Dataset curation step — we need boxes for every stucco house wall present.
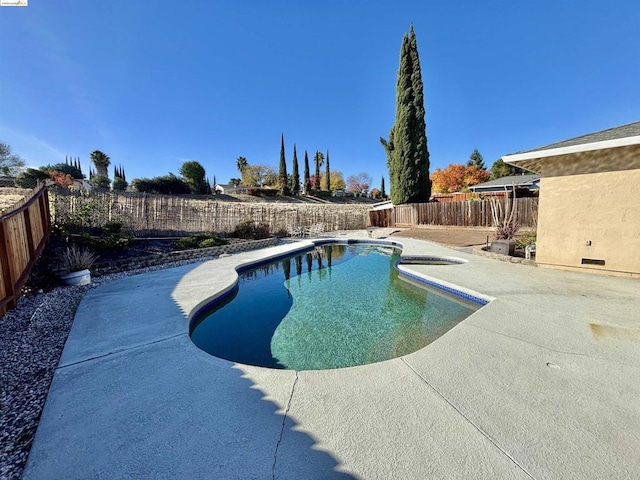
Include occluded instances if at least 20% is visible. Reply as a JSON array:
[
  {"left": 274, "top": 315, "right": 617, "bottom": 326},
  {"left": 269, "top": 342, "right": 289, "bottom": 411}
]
[
  {"left": 503, "top": 121, "right": 640, "bottom": 277},
  {"left": 536, "top": 169, "right": 640, "bottom": 277}
]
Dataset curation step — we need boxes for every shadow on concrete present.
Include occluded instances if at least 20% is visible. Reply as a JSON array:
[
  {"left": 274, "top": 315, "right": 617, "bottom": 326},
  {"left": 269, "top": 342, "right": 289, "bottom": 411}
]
[{"left": 23, "top": 261, "right": 356, "bottom": 480}]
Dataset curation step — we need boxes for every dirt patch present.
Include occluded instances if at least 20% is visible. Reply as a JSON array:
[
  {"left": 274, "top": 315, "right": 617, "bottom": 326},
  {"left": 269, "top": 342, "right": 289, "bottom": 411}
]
[{"left": 391, "top": 227, "right": 494, "bottom": 248}]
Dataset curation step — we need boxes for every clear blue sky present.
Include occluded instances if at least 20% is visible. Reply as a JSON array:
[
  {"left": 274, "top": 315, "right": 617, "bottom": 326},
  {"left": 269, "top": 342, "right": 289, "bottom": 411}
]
[{"left": 1, "top": 1, "right": 638, "bottom": 190}]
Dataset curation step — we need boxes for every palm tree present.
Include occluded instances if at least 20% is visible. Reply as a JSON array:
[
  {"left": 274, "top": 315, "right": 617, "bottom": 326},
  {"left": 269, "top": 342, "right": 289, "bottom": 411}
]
[
  {"left": 236, "top": 156, "right": 248, "bottom": 174},
  {"left": 90, "top": 150, "right": 110, "bottom": 178}
]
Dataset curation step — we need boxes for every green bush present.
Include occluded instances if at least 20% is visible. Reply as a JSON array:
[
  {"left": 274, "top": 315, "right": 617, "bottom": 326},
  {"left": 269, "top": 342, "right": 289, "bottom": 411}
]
[
  {"left": 176, "top": 232, "right": 228, "bottom": 250},
  {"left": 102, "top": 221, "right": 123, "bottom": 235},
  {"left": 199, "top": 238, "right": 222, "bottom": 248},
  {"left": 232, "top": 220, "right": 270, "bottom": 240},
  {"left": 515, "top": 230, "right": 537, "bottom": 249},
  {"left": 98, "top": 234, "right": 134, "bottom": 250}
]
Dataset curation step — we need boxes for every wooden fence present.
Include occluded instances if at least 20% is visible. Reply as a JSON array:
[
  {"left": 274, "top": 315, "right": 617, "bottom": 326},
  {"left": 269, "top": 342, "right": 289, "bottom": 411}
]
[
  {"left": 431, "top": 192, "right": 507, "bottom": 203},
  {"left": 1, "top": 184, "right": 51, "bottom": 316},
  {"left": 386, "top": 197, "right": 538, "bottom": 228},
  {"left": 49, "top": 190, "right": 372, "bottom": 236}
]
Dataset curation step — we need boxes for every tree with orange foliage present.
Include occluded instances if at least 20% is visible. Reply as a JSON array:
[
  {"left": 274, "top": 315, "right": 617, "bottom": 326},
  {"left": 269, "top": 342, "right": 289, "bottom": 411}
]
[
  {"left": 48, "top": 170, "right": 75, "bottom": 187},
  {"left": 430, "top": 164, "right": 490, "bottom": 194}
]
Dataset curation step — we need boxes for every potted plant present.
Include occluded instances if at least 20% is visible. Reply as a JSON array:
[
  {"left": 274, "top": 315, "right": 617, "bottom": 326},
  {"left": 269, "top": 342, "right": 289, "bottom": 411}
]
[
  {"left": 59, "top": 245, "right": 99, "bottom": 286},
  {"left": 489, "top": 196, "right": 520, "bottom": 255}
]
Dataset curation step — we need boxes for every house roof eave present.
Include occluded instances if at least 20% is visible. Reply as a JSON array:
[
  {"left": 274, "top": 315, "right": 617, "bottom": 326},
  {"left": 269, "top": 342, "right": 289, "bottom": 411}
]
[{"left": 502, "top": 135, "right": 640, "bottom": 167}]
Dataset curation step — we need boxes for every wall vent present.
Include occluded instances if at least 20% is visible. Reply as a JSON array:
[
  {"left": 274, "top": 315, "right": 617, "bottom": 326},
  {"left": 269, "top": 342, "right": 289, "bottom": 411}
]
[{"left": 581, "top": 258, "right": 605, "bottom": 266}]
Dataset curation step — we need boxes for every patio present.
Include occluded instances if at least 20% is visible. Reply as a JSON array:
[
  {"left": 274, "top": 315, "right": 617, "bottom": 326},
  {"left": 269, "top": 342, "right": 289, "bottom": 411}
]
[{"left": 23, "top": 233, "right": 640, "bottom": 479}]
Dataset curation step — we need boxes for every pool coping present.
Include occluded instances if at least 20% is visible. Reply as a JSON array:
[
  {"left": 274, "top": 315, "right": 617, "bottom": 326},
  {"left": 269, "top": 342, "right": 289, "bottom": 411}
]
[{"left": 23, "top": 233, "right": 640, "bottom": 480}]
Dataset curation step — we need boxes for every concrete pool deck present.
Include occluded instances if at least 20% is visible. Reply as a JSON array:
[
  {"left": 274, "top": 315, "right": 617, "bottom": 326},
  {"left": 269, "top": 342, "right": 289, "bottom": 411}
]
[{"left": 23, "top": 232, "right": 640, "bottom": 479}]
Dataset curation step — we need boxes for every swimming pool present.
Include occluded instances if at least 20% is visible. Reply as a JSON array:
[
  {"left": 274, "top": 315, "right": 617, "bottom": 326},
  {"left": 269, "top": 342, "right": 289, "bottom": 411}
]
[{"left": 190, "top": 242, "right": 480, "bottom": 370}]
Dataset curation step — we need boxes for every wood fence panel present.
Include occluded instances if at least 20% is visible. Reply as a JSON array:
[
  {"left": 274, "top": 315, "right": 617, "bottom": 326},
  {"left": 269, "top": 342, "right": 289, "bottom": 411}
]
[
  {"left": 392, "top": 197, "right": 538, "bottom": 228},
  {"left": 5, "top": 214, "right": 30, "bottom": 285},
  {"left": 0, "top": 184, "right": 51, "bottom": 317}
]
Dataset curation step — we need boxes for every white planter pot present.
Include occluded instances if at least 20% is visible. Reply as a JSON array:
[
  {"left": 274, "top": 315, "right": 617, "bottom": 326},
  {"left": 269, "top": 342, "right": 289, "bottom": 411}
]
[{"left": 60, "top": 269, "right": 91, "bottom": 286}]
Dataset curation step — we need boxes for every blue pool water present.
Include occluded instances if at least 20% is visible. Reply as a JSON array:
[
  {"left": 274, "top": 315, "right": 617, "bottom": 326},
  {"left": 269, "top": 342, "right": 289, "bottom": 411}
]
[{"left": 190, "top": 243, "right": 478, "bottom": 370}]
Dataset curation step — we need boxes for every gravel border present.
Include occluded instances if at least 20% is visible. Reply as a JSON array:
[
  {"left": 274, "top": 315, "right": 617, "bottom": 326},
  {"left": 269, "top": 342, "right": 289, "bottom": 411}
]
[
  {"left": 0, "top": 250, "right": 243, "bottom": 480},
  {"left": 0, "top": 229, "right": 398, "bottom": 479}
]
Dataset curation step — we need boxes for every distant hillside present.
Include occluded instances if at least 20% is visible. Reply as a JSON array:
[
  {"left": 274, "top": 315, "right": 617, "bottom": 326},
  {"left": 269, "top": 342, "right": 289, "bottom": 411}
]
[{"left": 216, "top": 192, "right": 378, "bottom": 205}]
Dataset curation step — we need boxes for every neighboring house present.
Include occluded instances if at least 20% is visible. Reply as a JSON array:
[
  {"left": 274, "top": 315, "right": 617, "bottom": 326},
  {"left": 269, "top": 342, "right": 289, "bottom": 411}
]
[
  {"left": 503, "top": 120, "right": 640, "bottom": 277},
  {"left": 214, "top": 184, "right": 238, "bottom": 195},
  {"left": 469, "top": 174, "right": 540, "bottom": 195}
]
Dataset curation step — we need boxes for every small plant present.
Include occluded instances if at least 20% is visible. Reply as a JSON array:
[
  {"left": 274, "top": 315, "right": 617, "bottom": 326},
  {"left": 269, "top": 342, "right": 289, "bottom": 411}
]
[
  {"left": 60, "top": 245, "right": 99, "bottom": 273},
  {"left": 232, "top": 220, "right": 270, "bottom": 240},
  {"left": 516, "top": 230, "right": 537, "bottom": 249},
  {"left": 102, "top": 221, "right": 124, "bottom": 235},
  {"left": 176, "top": 232, "right": 228, "bottom": 250},
  {"left": 198, "top": 238, "right": 222, "bottom": 248},
  {"left": 490, "top": 196, "right": 520, "bottom": 240}
]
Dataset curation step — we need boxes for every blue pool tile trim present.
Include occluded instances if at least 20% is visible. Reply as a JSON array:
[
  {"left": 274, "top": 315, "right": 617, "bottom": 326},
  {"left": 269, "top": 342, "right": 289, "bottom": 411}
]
[
  {"left": 400, "top": 255, "right": 467, "bottom": 265},
  {"left": 394, "top": 260, "right": 489, "bottom": 306}
]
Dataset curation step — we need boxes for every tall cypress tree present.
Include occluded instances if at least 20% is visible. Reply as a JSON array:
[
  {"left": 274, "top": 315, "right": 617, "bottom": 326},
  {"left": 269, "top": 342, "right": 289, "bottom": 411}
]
[
  {"left": 381, "top": 176, "right": 386, "bottom": 198},
  {"left": 313, "top": 151, "right": 324, "bottom": 190},
  {"left": 291, "top": 144, "right": 300, "bottom": 195},
  {"left": 380, "top": 25, "right": 430, "bottom": 204},
  {"left": 303, "top": 150, "right": 311, "bottom": 194},
  {"left": 278, "top": 133, "right": 289, "bottom": 195},
  {"left": 325, "top": 150, "right": 331, "bottom": 192}
]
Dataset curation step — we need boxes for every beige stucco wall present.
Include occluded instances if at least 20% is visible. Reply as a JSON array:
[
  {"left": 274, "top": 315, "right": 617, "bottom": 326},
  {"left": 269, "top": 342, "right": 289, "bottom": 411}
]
[{"left": 536, "top": 169, "right": 640, "bottom": 276}]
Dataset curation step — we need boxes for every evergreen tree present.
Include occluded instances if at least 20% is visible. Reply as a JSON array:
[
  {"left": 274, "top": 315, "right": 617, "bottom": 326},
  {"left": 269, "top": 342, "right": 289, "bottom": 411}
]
[
  {"left": 278, "top": 133, "right": 290, "bottom": 195},
  {"left": 291, "top": 144, "right": 300, "bottom": 195},
  {"left": 381, "top": 176, "right": 386, "bottom": 198},
  {"left": 490, "top": 158, "right": 527, "bottom": 179},
  {"left": 213, "top": 174, "right": 217, "bottom": 186},
  {"left": 313, "top": 151, "right": 324, "bottom": 190},
  {"left": 380, "top": 25, "right": 430, "bottom": 204},
  {"left": 467, "top": 148, "right": 485, "bottom": 169},
  {"left": 325, "top": 150, "right": 331, "bottom": 191},
  {"left": 112, "top": 164, "right": 127, "bottom": 191},
  {"left": 179, "top": 160, "right": 208, "bottom": 194},
  {"left": 303, "top": 150, "right": 311, "bottom": 194}
]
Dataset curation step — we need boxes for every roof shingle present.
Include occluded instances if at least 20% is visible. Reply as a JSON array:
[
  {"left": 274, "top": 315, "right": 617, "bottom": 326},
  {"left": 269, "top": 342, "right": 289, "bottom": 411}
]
[{"left": 519, "top": 121, "right": 640, "bottom": 154}]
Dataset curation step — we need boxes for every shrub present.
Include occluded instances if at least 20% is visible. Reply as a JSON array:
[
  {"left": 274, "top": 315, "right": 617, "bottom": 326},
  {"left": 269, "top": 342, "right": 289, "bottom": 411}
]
[
  {"left": 176, "top": 232, "right": 228, "bottom": 250},
  {"left": 274, "top": 227, "right": 289, "bottom": 238},
  {"left": 98, "top": 234, "right": 134, "bottom": 250},
  {"left": 515, "top": 230, "right": 537, "bottom": 249},
  {"left": 199, "top": 238, "right": 222, "bottom": 248},
  {"left": 102, "top": 221, "right": 123, "bottom": 235},
  {"left": 91, "top": 221, "right": 134, "bottom": 250},
  {"left": 232, "top": 220, "right": 270, "bottom": 240}
]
